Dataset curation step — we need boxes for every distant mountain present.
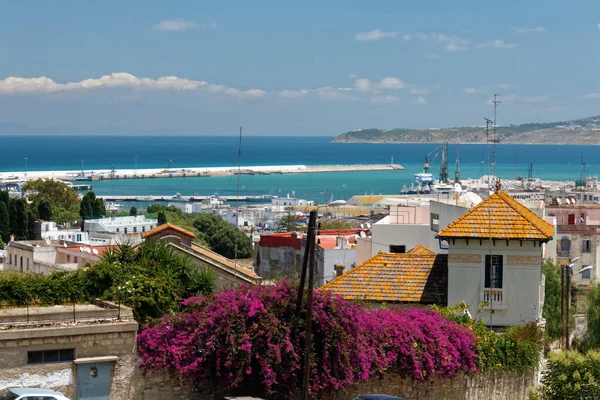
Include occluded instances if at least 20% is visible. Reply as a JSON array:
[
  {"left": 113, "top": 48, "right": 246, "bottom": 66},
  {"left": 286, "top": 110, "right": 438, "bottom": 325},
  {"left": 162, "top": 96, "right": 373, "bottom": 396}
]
[{"left": 333, "top": 115, "right": 600, "bottom": 144}]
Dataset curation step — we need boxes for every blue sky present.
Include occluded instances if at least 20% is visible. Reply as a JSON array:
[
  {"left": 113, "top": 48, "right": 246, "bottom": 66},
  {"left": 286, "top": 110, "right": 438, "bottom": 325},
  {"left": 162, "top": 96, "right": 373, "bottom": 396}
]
[{"left": 0, "top": 0, "right": 599, "bottom": 135}]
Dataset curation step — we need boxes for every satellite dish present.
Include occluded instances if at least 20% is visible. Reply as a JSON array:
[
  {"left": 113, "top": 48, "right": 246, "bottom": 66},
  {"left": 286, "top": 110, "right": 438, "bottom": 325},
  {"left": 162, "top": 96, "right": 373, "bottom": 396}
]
[
  {"left": 360, "top": 231, "right": 367, "bottom": 238},
  {"left": 465, "top": 192, "right": 483, "bottom": 206},
  {"left": 92, "top": 248, "right": 99, "bottom": 255},
  {"left": 360, "top": 223, "right": 365, "bottom": 229},
  {"left": 366, "top": 223, "right": 371, "bottom": 229},
  {"left": 79, "top": 246, "right": 84, "bottom": 252},
  {"left": 45, "top": 239, "right": 51, "bottom": 245},
  {"left": 63, "top": 243, "right": 67, "bottom": 248},
  {"left": 453, "top": 183, "right": 462, "bottom": 192}
]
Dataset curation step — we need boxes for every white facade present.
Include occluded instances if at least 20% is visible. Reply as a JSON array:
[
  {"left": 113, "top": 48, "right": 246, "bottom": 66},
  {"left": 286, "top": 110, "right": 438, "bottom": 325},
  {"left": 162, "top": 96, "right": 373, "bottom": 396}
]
[
  {"left": 84, "top": 215, "right": 157, "bottom": 235},
  {"left": 447, "top": 238, "right": 546, "bottom": 327},
  {"left": 39, "top": 221, "right": 89, "bottom": 244},
  {"left": 271, "top": 195, "right": 314, "bottom": 207}
]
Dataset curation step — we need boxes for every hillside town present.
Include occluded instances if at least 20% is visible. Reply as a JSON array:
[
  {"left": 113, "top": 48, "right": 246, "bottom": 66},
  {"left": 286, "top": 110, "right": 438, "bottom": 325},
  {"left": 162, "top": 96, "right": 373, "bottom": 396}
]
[{"left": 0, "top": 173, "right": 598, "bottom": 399}]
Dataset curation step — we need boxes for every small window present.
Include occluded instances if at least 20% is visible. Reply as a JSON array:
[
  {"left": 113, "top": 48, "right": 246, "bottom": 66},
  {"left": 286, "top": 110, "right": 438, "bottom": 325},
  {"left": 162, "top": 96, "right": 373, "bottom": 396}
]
[
  {"left": 582, "top": 239, "right": 592, "bottom": 253},
  {"left": 389, "top": 245, "right": 406, "bottom": 254},
  {"left": 9, "top": 254, "right": 12, "bottom": 264},
  {"left": 485, "top": 255, "right": 503, "bottom": 289},
  {"left": 66, "top": 254, "right": 71, "bottom": 262},
  {"left": 582, "top": 268, "right": 591, "bottom": 279},
  {"left": 430, "top": 213, "right": 440, "bottom": 232},
  {"left": 124, "top": 228, "right": 128, "bottom": 234},
  {"left": 142, "top": 226, "right": 146, "bottom": 232},
  {"left": 74, "top": 256, "right": 78, "bottom": 263},
  {"left": 133, "top": 227, "right": 137, "bottom": 233},
  {"left": 28, "top": 348, "right": 75, "bottom": 364}
]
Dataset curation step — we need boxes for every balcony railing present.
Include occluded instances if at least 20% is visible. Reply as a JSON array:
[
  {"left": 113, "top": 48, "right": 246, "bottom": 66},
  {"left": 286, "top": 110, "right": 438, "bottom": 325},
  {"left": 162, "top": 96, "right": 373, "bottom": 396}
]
[
  {"left": 557, "top": 250, "right": 571, "bottom": 258},
  {"left": 481, "top": 288, "right": 506, "bottom": 309}
]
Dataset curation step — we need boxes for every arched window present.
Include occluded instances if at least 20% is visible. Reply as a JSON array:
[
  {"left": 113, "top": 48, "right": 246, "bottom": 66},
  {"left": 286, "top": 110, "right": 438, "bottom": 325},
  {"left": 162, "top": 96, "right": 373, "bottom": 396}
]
[{"left": 560, "top": 236, "right": 571, "bottom": 257}]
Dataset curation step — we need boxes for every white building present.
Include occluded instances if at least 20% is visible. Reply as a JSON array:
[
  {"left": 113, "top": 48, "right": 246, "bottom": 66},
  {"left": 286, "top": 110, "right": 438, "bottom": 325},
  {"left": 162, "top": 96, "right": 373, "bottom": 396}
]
[
  {"left": 83, "top": 215, "right": 157, "bottom": 236},
  {"left": 438, "top": 190, "right": 555, "bottom": 327},
  {"left": 355, "top": 196, "right": 473, "bottom": 265},
  {"left": 38, "top": 221, "right": 89, "bottom": 244},
  {"left": 271, "top": 195, "right": 314, "bottom": 207}
]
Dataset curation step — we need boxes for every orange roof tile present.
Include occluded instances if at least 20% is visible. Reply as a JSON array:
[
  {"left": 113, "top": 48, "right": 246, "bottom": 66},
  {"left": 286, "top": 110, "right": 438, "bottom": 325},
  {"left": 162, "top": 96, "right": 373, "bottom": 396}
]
[
  {"left": 190, "top": 244, "right": 258, "bottom": 279},
  {"left": 438, "top": 190, "right": 554, "bottom": 240},
  {"left": 319, "top": 246, "right": 447, "bottom": 304},
  {"left": 406, "top": 244, "right": 436, "bottom": 256},
  {"left": 141, "top": 223, "right": 196, "bottom": 239}
]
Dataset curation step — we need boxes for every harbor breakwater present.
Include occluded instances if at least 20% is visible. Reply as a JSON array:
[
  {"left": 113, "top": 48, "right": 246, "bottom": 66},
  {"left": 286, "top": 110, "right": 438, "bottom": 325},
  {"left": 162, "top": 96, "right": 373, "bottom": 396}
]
[{"left": 0, "top": 164, "right": 404, "bottom": 182}]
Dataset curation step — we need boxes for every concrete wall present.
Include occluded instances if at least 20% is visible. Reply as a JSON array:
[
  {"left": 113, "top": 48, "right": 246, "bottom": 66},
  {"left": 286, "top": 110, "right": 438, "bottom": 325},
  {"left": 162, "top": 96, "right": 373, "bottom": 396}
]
[
  {"left": 317, "top": 248, "right": 357, "bottom": 286},
  {"left": 256, "top": 245, "right": 301, "bottom": 280},
  {"left": 557, "top": 231, "right": 600, "bottom": 285},
  {"left": 370, "top": 223, "right": 433, "bottom": 256},
  {"left": 447, "top": 238, "right": 544, "bottom": 327},
  {"left": 355, "top": 237, "right": 372, "bottom": 265}
]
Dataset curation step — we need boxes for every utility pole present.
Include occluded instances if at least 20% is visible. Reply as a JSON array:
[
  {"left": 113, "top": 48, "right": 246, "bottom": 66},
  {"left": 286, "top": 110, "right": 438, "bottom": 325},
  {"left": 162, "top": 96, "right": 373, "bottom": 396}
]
[{"left": 295, "top": 210, "right": 318, "bottom": 400}]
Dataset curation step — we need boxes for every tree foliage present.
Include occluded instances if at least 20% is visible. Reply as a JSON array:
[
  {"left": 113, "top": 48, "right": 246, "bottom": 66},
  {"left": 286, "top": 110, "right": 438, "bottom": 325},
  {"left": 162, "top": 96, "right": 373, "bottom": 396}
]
[
  {"left": 0, "top": 202, "right": 9, "bottom": 243},
  {"left": 157, "top": 210, "right": 167, "bottom": 225},
  {"left": 276, "top": 211, "right": 303, "bottom": 232},
  {"left": 22, "top": 178, "right": 79, "bottom": 223},
  {"left": 130, "top": 206, "right": 138, "bottom": 216},
  {"left": 80, "top": 191, "right": 106, "bottom": 219},
  {"left": 582, "top": 284, "right": 600, "bottom": 351},
  {"left": 538, "top": 351, "right": 600, "bottom": 399},
  {"left": 138, "top": 282, "right": 478, "bottom": 399},
  {"left": 0, "top": 240, "right": 217, "bottom": 324},
  {"left": 543, "top": 259, "right": 562, "bottom": 340},
  {"left": 10, "top": 199, "right": 28, "bottom": 240},
  {"left": 37, "top": 200, "right": 53, "bottom": 221}
]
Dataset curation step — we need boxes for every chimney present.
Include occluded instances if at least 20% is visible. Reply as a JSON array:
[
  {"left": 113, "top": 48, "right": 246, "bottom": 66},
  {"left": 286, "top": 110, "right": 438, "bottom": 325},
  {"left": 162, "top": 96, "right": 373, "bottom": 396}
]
[{"left": 334, "top": 263, "right": 345, "bottom": 277}]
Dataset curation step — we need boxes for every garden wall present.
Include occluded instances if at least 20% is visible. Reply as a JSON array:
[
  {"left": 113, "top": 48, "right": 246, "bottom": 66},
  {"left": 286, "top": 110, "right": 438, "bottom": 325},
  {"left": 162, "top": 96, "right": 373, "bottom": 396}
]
[{"left": 132, "top": 368, "right": 537, "bottom": 400}]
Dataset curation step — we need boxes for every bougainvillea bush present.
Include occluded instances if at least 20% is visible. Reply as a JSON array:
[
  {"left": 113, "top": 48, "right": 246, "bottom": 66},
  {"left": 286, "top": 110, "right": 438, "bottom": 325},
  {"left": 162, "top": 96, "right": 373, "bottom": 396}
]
[{"left": 138, "top": 282, "right": 477, "bottom": 399}]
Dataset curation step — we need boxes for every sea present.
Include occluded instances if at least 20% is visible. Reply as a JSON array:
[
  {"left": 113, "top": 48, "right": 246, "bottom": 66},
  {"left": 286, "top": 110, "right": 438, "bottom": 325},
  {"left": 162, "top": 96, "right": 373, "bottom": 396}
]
[{"left": 0, "top": 135, "right": 597, "bottom": 202}]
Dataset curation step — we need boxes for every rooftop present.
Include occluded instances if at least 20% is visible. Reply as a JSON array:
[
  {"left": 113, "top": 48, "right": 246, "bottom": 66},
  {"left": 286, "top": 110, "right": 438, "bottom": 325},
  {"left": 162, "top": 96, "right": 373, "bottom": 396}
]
[
  {"left": 438, "top": 190, "right": 554, "bottom": 240},
  {"left": 319, "top": 245, "right": 447, "bottom": 304},
  {"left": 142, "top": 222, "right": 196, "bottom": 239}
]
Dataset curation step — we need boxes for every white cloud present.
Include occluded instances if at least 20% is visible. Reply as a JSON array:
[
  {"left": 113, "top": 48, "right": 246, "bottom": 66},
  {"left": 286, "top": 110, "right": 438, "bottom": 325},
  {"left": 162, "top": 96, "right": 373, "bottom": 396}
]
[
  {"left": 498, "top": 83, "right": 513, "bottom": 89},
  {"left": 415, "top": 96, "right": 428, "bottom": 104},
  {"left": 379, "top": 77, "right": 405, "bottom": 90},
  {"left": 583, "top": 93, "right": 600, "bottom": 99},
  {"left": 153, "top": 19, "right": 199, "bottom": 32},
  {"left": 515, "top": 26, "right": 546, "bottom": 34},
  {"left": 371, "top": 95, "right": 400, "bottom": 104},
  {"left": 348, "top": 73, "right": 359, "bottom": 79},
  {"left": 403, "top": 33, "right": 470, "bottom": 51},
  {"left": 477, "top": 40, "right": 518, "bottom": 49},
  {"left": 597, "top": 23, "right": 600, "bottom": 29},
  {"left": 0, "top": 73, "right": 266, "bottom": 98},
  {"left": 464, "top": 87, "right": 486, "bottom": 94},
  {"left": 353, "top": 78, "right": 372, "bottom": 92},
  {"left": 427, "top": 54, "right": 440, "bottom": 59},
  {"left": 409, "top": 88, "right": 429, "bottom": 95},
  {"left": 354, "top": 29, "right": 398, "bottom": 41}
]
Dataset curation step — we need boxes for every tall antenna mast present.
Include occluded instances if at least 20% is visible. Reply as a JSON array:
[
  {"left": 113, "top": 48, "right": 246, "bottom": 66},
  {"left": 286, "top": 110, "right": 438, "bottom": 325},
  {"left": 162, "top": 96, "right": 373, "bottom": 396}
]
[
  {"left": 492, "top": 94, "right": 501, "bottom": 176},
  {"left": 484, "top": 118, "right": 493, "bottom": 190}
]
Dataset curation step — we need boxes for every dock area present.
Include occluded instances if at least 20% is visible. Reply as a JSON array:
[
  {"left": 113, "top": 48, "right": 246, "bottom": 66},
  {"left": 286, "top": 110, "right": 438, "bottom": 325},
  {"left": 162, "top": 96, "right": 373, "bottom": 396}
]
[
  {"left": 0, "top": 163, "right": 404, "bottom": 183},
  {"left": 98, "top": 194, "right": 273, "bottom": 203}
]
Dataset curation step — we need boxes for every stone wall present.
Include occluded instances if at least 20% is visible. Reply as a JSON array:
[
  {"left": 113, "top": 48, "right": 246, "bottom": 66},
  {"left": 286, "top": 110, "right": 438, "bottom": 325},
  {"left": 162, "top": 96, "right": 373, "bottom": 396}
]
[
  {"left": 125, "top": 369, "right": 536, "bottom": 400},
  {"left": 336, "top": 371, "right": 537, "bottom": 400}
]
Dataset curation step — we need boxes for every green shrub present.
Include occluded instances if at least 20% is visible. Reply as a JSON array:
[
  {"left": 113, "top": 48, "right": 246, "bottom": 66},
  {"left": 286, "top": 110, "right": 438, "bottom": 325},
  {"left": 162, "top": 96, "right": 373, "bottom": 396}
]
[
  {"left": 0, "top": 241, "right": 217, "bottom": 323},
  {"left": 432, "top": 303, "right": 542, "bottom": 373},
  {"left": 540, "top": 351, "right": 600, "bottom": 399}
]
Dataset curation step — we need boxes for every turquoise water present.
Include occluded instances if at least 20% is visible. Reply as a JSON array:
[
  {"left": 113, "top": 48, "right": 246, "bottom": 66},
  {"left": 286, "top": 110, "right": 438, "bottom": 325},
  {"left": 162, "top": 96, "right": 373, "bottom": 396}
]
[{"left": 0, "top": 136, "right": 596, "bottom": 200}]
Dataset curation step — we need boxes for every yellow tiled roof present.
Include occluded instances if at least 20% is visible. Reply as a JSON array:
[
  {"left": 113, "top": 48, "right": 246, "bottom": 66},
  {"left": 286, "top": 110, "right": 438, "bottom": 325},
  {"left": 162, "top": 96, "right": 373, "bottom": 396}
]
[
  {"left": 438, "top": 190, "right": 554, "bottom": 240},
  {"left": 319, "top": 245, "right": 447, "bottom": 304},
  {"left": 406, "top": 244, "right": 436, "bottom": 256}
]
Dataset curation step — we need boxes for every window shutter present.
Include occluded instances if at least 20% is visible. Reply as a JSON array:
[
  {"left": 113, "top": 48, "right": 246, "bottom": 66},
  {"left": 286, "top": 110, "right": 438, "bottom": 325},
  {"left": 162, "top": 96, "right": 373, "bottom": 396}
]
[{"left": 485, "top": 255, "right": 491, "bottom": 288}]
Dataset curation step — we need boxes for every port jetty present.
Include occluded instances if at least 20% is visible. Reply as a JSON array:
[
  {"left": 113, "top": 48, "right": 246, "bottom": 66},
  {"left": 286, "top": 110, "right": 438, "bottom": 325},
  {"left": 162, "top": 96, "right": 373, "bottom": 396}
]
[{"left": 0, "top": 163, "right": 404, "bottom": 182}]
